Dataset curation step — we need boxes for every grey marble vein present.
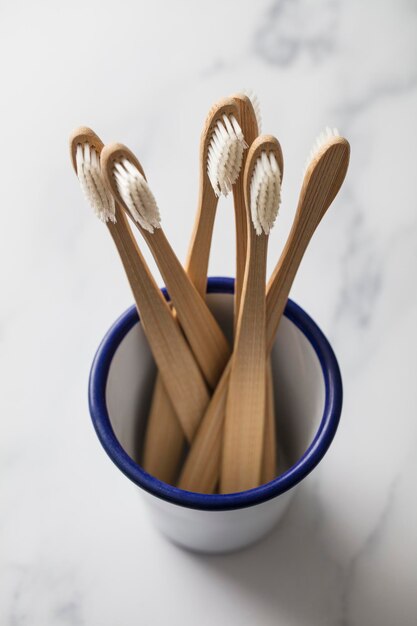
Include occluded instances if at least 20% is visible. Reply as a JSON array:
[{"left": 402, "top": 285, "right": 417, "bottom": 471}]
[
  {"left": 254, "top": 0, "right": 340, "bottom": 66},
  {"left": 334, "top": 208, "right": 383, "bottom": 330}
]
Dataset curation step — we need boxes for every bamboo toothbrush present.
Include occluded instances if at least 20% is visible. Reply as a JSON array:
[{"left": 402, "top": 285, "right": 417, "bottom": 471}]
[
  {"left": 230, "top": 93, "right": 260, "bottom": 319},
  {"left": 142, "top": 94, "right": 261, "bottom": 484},
  {"left": 221, "top": 136, "right": 283, "bottom": 493},
  {"left": 143, "top": 97, "right": 247, "bottom": 482},
  {"left": 69, "top": 127, "right": 210, "bottom": 441},
  {"left": 179, "top": 128, "right": 350, "bottom": 493},
  {"left": 101, "top": 143, "right": 231, "bottom": 393},
  {"left": 187, "top": 96, "right": 247, "bottom": 295},
  {"left": 232, "top": 93, "right": 277, "bottom": 485}
]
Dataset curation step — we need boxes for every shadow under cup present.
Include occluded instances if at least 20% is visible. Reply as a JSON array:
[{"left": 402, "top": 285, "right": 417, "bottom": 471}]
[{"left": 89, "top": 277, "right": 342, "bottom": 554}]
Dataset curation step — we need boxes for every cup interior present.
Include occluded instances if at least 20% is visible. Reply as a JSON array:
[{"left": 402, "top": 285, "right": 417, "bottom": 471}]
[{"left": 89, "top": 277, "right": 342, "bottom": 510}]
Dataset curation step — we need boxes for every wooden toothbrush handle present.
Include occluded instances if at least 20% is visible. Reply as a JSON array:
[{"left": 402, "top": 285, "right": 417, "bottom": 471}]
[
  {"left": 179, "top": 139, "right": 350, "bottom": 492},
  {"left": 261, "top": 361, "right": 277, "bottom": 484},
  {"left": 185, "top": 185, "right": 218, "bottom": 297},
  {"left": 143, "top": 187, "right": 218, "bottom": 483},
  {"left": 144, "top": 96, "right": 261, "bottom": 486},
  {"left": 142, "top": 375, "right": 185, "bottom": 483},
  {"left": 220, "top": 234, "right": 268, "bottom": 493},
  {"left": 232, "top": 179, "right": 247, "bottom": 323},
  {"left": 178, "top": 236, "right": 310, "bottom": 493},
  {"left": 178, "top": 359, "right": 231, "bottom": 493},
  {"left": 107, "top": 210, "right": 210, "bottom": 442},
  {"left": 141, "top": 227, "right": 230, "bottom": 389},
  {"left": 177, "top": 323, "right": 277, "bottom": 496},
  {"left": 232, "top": 94, "right": 259, "bottom": 325}
]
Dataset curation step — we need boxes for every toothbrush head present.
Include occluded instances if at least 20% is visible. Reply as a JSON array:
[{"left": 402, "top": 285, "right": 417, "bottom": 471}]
[
  {"left": 302, "top": 128, "right": 350, "bottom": 218},
  {"left": 304, "top": 127, "right": 341, "bottom": 174},
  {"left": 202, "top": 97, "right": 247, "bottom": 197},
  {"left": 244, "top": 135, "right": 283, "bottom": 236},
  {"left": 69, "top": 127, "right": 116, "bottom": 223},
  {"left": 101, "top": 143, "right": 161, "bottom": 234},
  {"left": 230, "top": 92, "right": 260, "bottom": 150}
]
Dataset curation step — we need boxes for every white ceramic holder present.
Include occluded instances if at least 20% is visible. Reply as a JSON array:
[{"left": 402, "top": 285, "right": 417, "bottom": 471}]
[{"left": 89, "top": 277, "right": 342, "bottom": 554}]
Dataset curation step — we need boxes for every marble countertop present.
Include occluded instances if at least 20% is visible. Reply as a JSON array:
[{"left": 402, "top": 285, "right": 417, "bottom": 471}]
[{"left": 1, "top": 0, "right": 416, "bottom": 624}]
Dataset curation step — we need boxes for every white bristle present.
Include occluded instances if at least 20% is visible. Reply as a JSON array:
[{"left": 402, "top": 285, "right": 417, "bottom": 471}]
[
  {"left": 242, "top": 89, "right": 262, "bottom": 133},
  {"left": 75, "top": 144, "right": 116, "bottom": 223},
  {"left": 250, "top": 151, "right": 281, "bottom": 236},
  {"left": 305, "top": 127, "right": 340, "bottom": 173},
  {"left": 114, "top": 159, "right": 161, "bottom": 234},
  {"left": 207, "top": 114, "right": 247, "bottom": 197}
]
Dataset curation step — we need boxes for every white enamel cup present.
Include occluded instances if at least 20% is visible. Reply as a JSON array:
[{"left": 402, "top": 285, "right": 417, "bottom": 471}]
[{"left": 89, "top": 277, "right": 342, "bottom": 554}]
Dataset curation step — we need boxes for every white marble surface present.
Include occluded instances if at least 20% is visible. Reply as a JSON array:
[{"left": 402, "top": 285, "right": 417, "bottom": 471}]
[{"left": 1, "top": 0, "right": 416, "bottom": 624}]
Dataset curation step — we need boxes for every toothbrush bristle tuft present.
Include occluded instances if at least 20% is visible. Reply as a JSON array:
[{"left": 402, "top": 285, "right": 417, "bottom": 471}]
[
  {"left": 76, "top": 143, "right": 116, "bottom": 223},
  {"left": 114, "top": 159, "right": 161, "bottom": 233},
  {"left": 305, "top": 127, "right": 340, "bottom": 173},
  {"left": 207, "top": 114, "right": 247, "bottom": 197},
  {"left": 250, "top": 151, "right": 281, "bottom": 235}
]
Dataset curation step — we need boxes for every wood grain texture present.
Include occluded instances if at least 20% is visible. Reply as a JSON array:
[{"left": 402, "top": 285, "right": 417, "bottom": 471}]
[
  {"left": 231, "top": 94, "right": 259, "bottom": 324},
  {"left": 220, "top": 233, "right": 268, "bottom": 492},
  {"left": 142, "top": 375, "right": 185, "bottom": 483},
  {"left": 265, "top": 137, "right": 350, "bottom": 339},
  {"left": 179, "top": 136, "right": 350, "bottom": 493},
  {"left": 106, "top": 208, "right": 210, "bottom": 442},
  {"left": 140, "top": 99, "right": 241, "bottom": 483},
  {"left": 178, "top": 360, "right": 231, "bottom": 493},
  {"left": 261, "top": 361, "right": 277, "bottom": 484},
  {"left": 143, "top": 97, "right": 271, "bottom": 487},
  {"left": 229, "top": 102, "right": 278, "bottom": 483},
  {"left": 102, "top": 142, "right": 230, "bottom": 390},
  {"left": 220, "top": 136, "right": 282, "bottom": 493},
  {"left": 142, "top": 194, "right": 217, "bottom": 484},
  {"left": 69, "top": 127, "right": 211, "bottom": 443}
]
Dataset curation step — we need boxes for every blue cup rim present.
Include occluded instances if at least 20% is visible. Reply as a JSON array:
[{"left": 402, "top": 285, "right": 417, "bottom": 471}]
[{"left": 89, "top": 276, "right": 343, "bottom": 511}]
